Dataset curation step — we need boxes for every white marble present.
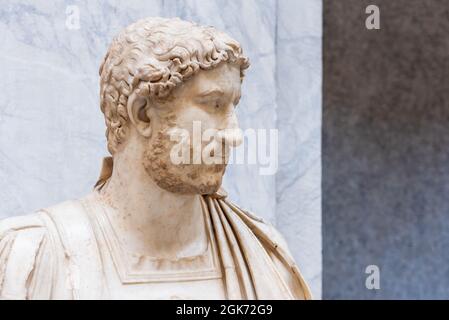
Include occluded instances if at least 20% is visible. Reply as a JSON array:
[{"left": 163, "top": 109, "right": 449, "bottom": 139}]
[
  {"left": 276, "top": 0, "right": 323, "bottom": 298},
  {"left": 0, "top": 0, "right": 321, "bottom": 298}
]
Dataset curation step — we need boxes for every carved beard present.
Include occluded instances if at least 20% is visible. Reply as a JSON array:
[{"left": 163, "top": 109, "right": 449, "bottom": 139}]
[{"left": 143, "top": 124, "right": 227, "bottom": 195}]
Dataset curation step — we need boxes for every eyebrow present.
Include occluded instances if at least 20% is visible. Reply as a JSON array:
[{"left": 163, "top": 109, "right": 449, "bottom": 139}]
[{"left": 198, "top": 88, "right": 225, "bottom": 97}]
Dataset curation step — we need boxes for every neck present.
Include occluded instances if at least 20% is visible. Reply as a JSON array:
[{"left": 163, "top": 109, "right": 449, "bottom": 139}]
[{"left": 98, "top": 145, "right": 207, "bottom": 259}]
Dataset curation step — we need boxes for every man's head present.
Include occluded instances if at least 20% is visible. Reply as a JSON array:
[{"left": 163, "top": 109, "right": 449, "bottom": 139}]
[{"left": 99, "top": 17, "right": 249, "bottom": 194}]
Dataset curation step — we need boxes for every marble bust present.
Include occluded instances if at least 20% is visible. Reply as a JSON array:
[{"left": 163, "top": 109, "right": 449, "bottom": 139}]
[{"left": 0, "top": 17, "right": 310, "bottom": 300}]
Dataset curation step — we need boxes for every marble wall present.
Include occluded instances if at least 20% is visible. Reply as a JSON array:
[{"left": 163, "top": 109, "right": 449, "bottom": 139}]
[
  {"left": 0, "top": 0, "right": 322, "bottom": 298},
  {"left": 276, "top": 0, "right": 322, "bottom": 298}
]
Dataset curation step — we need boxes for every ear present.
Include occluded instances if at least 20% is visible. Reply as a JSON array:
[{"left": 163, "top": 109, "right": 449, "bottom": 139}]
[{"left": 127, "top": 92, "right": 152, "bottom": 138}]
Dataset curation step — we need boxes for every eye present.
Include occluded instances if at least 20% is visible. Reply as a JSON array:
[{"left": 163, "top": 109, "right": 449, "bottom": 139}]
[
  {"left": 195, "top": 96, "right": 221, "bottom": 110},
  {"left": 204, "top": 99, "right": 221, "bottom": 110}
]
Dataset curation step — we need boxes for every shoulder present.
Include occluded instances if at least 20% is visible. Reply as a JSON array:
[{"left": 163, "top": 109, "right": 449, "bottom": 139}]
[
  {"left": 0, "top": 212, "right": 52, "bottom": 299},
  {"left": 0, "top": 196, "right": 101, "bottom": 300},
  {"left": 220, "top": 198, "right": 291, "bottom": 251},
  {"left": 0, "top": 197, "right": 87, "bottom": 252},
  {"left": 0, "top": 213, "right": 48, "bottom": 259},
  {"left": 0, "top": 198, "right": 87, "bottom": 299},
  {"left": 219, "top": 197, "right": 312, "bottom": 299}
]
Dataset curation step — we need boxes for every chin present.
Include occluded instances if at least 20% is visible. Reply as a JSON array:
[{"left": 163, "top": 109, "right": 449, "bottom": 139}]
[
  {"left": 193, "top": 182, "right": 221, "bottom": 195},
  {"left": 181, "top": 170, "right": 224, "bottom": 195},
  {"left": 156, "top": 179, "right": 222, "bottom": 195},
  {"left": 199, "top": 174, "right": 223, "bottom": 194},
  {"left": 148, "top": 166, "right": 223, "bottom": 195}
]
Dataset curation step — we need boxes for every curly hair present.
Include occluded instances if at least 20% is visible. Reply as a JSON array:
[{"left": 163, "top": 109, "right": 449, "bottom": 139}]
[{"left": 99, "top": 17, "right": 250, "bottom": 154}]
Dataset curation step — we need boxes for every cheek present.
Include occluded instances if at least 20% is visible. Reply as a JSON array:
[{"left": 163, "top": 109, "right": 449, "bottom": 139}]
[{"left": 175, "top": 106, "right": 218, "bottom": 135}]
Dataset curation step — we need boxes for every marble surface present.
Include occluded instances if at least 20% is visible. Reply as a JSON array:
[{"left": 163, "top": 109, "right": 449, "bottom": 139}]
[
  {"left": 0, "top": 0, "right": 322, "bottom": 298},
  {"left": 276, "top": 0, "right": 322, "bottom": 299}
]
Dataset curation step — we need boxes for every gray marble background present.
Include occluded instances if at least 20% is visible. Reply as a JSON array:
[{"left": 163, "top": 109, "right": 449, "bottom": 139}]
[
  {"left": 323, "top": 0, "right": 449, "bottom": 299},
  {"left": 0, "top": 0, "right": 322, "bottom": 298}
]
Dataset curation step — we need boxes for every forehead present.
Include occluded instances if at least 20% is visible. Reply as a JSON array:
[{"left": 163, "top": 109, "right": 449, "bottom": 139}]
[{"left": 177, "top": 63, "right": 241, "bottom": 96}]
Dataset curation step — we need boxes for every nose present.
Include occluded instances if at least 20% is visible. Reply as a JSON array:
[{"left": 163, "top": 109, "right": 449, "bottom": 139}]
[{"left": 216, "top": 111, "right": 243, "bottom": 147}]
